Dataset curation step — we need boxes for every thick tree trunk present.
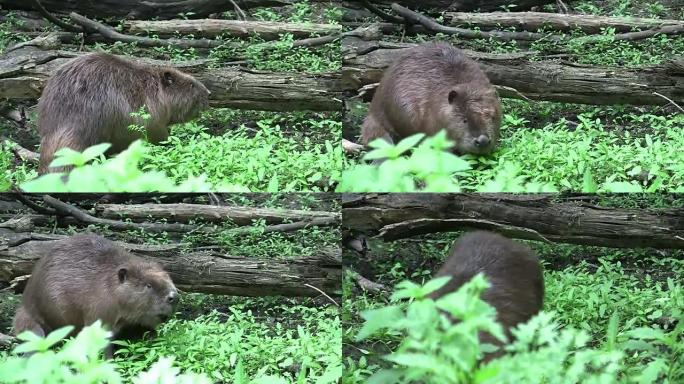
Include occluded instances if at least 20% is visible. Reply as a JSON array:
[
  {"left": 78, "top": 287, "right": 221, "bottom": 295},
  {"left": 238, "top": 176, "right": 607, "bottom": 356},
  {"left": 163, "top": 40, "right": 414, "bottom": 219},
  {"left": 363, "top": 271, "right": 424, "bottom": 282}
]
[
  {"left": 123, "top": 19, "right": 342, "bottom": 39},
  {"left": 95, "top": 203, "right": 340, "bottom": 224},
  {"left": 444, "top": 11, "right": 684, "bottom": 34},
  {"left": 0, "top": 47, "right": 341, "bottom": 111},
  {"left": 342, "top": 37, "right": 684, "bottom": 106},
  {"left": 0, "top": 0, "right": 295, "bottom": 20},
  {"left": 0, "top": 229, "right": 342, "bottom": 297},
  {"left": 342, "top": 193, "right": 684, "bottom": 249}
]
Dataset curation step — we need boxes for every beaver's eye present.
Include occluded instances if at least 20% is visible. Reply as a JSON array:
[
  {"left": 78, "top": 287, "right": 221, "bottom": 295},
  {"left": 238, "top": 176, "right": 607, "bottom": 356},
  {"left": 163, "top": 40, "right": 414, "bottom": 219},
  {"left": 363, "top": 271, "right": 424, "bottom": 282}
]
[{"left": 146, "top": 283, "right": 152, "bottom": 289}]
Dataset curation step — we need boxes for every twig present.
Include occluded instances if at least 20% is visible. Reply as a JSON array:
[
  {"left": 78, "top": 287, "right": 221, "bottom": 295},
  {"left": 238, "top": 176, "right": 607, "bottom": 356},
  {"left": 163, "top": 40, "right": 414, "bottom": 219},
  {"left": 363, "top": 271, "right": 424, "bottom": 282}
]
[
  {"left": 359, "top": 0, "right": 405, "bottom": 24},
  {"left": 378, "top": 218, "right": 553, "bottom": 244},
  {"left": 234, "top": 217, "right": 339, "bottom": 234},
  {"left": 556, "top": 0, "right": 568, "bottom": 14},
  {"left": 69, "top": 12, "right": 224, "bottom": 49},
  {"left": 31, "top": 0, "right": 83, "bottom": 32},
  {"left": 653, "top": 92, "right": 684, "bottom": 113},
  {"left": 13, "top": 189, "right": 59, "bottom": 216},
  {"left": 578, "top": 24, "right": 684, "bottom": 43},
  {"left": 228, "top": 0, "right": 248, "bottom": 21},
  {"left": 304, "top": 283, "right": 339, "bottom": 306},
  {"left": 392, "top": 3, "right": 557, "bottom": 42},
  {"left": 495, "top": 85, "right": 532, "bottom": 101}
]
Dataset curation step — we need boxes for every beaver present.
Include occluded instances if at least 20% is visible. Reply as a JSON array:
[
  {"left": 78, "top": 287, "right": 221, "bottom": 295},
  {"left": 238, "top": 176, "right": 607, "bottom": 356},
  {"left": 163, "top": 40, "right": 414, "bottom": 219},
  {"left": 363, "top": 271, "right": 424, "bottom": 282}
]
[
  {"left": 12, "top": 234, "right": 178, "bottom": 357},
  {"left": 361, "top": 42, "right": 502, "bottom": 155},
  {"left": 37, "top": 52, "right": 211, "bottom": 174},
  {"left": 430, "top": 231, "right": 543, "bottom": 360}
]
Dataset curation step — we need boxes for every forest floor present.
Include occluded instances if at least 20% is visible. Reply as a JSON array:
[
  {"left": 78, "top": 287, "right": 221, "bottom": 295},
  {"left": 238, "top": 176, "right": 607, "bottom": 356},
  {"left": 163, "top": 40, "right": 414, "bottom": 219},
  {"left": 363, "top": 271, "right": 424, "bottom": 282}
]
[
  {"left": 0, "top": 193, "right": 342, "bottom": 382},
  {"left": 343, "top": 195, "right": 684, "bottom": 382},
  {"left": 342, "top": 0, "right": 684, "bottom": 192},
  {"left": 0, "top": 1, "right": 343, "bottom": 192}
]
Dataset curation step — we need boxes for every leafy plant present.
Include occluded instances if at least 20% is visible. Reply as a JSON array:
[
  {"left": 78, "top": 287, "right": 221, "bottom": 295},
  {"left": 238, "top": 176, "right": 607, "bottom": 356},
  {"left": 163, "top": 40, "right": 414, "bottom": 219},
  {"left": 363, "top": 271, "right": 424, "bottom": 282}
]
[
  {"left": 0, "top": 321, "right": 210, "bottom": 384},
  {"left": 355, "top": 275, "right": 625, "bottom": 383},
  {"left": 20, "top": 141, "right": 248, "bottom": 192},
  {"left": 114, "top": 305, "right": 341, "bottom": 383},
  {"left": 127, "top": 106, "right": 152, "bottom": 140},
  {"left": 339, "top": 131, "right": 556, "bottom": 192}
]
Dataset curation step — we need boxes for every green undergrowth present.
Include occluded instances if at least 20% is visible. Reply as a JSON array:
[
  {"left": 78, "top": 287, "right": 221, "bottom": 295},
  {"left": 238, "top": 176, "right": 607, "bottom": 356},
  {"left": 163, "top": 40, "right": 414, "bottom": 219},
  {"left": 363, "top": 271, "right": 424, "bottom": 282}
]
[
  {"left": 344, "top": 1, "right": 684, "bottom": 192},
  {"left": 0, "top": 321, "right": 212, "bottom": 383},
  {"left": 0, "top": 296, "right": 341, "bottom": 383},
  {"left": 114, "top": 297, "right": 341, "bottom": 383},
  {"left": 341, "top": 100, "right": 683, "bottom": 192},
  {"left": 5, "top": 109, "right": 342, "bottom": 192},
  {"left": 343, "top": 232, "right": 684, "bottom": 383},
  {"left": 143, "top": 110, "right": 343, "bottom": 192}
]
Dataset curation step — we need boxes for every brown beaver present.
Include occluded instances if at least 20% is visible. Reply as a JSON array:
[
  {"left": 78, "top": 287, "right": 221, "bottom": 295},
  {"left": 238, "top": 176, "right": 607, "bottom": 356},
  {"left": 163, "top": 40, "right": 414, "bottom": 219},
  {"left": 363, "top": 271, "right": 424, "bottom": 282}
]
[
  {"left": 361, "top": 43, "right": 502, "bottom": 155},
  {"left": 430, "top": 231, "right": 543, "bottom": 360},
  {"left": 37, "top": 52, "right": 211, "bottom": 174},
  {"left": 12, "top": 234, "right": 179, "bottom": 357}
]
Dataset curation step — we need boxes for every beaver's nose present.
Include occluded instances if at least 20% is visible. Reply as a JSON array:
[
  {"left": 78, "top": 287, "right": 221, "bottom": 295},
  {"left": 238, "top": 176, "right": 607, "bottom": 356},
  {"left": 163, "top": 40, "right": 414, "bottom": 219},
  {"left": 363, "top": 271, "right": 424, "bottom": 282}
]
[
  {"left": 167, "top": 290, "right": 178, "bottom": 304},
  {"left": 474, "top": 135, "right": 490, "bottom": 148}
]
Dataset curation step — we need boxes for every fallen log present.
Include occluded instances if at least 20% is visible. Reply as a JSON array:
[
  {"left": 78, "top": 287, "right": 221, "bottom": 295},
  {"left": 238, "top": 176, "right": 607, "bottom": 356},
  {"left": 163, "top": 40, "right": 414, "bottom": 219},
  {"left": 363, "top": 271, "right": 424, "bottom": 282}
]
[
  {"left": 0, "top": 0, "right": 296, "bottom": 20},
  {"left": 444, "top": 11, "right": 684, "bottom": 34},
  {"left": 0, "top": 229, "right": 342, "bottom": 297},
  {"left": 123, "top": 19, "right": 342, "bottom": 39},
  {"left": 1, "top": 0, "right": 555, "bottom": 20},
  {"left": 363, "top": 0, "right": 555, "bottom": 12},
  {"left": 0, "top": 47, "right": 341, "bottom": 111},
  {"left": 95, "top": 203, "right": 340, "bottom": 225},
  {"left": 342, "top": 193, "right": 684, "bottom": 249},
  {"left": 342, "top": 37, "right": 684, "bottom": 106}
]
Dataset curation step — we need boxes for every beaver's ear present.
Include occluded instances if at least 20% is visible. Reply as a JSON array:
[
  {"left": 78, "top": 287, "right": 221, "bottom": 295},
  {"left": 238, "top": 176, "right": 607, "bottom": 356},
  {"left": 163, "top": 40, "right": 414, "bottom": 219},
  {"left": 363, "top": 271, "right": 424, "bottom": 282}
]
[
  {"left": 118, "top": 268, "right": 127, "bottom": 283},
  {"left": 162, "top": 71, "right": 175, "bottom": 86},
  {"left": 448, "top": 85, "right": 466, "bottom": 104}
]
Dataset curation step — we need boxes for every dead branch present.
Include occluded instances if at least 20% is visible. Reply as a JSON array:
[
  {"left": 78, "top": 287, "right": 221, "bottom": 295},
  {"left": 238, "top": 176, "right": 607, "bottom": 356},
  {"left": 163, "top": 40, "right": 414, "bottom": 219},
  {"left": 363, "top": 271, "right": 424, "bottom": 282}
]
[
  {"left": 69, "top": 12, "right": 224, "bottom": 49},
  {"left": 359, "top": 0, "right": 405, "bottom": 24},
  {"left": 44, "top": 195, "right": 204, "bottom": 233},
  {"left": 30, "top": 0, "right": 82, "bottom": 32},
  {"left": 392, "top": 4, "right": 556, "bottom": 42}
]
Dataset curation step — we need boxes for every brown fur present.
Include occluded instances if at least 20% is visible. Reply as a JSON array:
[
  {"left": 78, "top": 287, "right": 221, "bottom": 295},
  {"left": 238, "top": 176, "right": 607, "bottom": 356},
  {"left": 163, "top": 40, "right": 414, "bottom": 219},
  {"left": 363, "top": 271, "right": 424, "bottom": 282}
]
[
  {"left": 37, "top": 52, "right": 211, "bottom": 174},
  {"left": 12, "top": 234, "right": 178, "bottom": 356},
  {"left": 430, "top": 231, "right": 543, "bottom": 361},
  {"left": 362, "top": 42, "right": 502, "bottom": 155}
]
